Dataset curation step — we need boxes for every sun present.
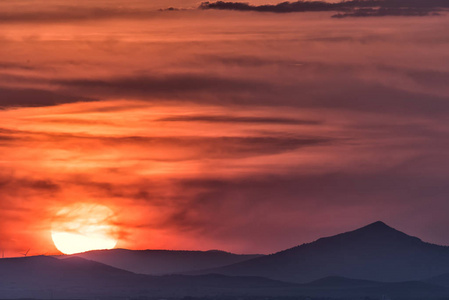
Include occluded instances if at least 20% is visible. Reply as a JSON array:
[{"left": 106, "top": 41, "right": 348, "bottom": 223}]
[{"left": 51, "top": 203, "right": 118, "bottom": 255}]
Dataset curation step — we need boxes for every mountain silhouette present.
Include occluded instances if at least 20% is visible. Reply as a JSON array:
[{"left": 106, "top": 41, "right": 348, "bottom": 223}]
[
  {"left": 191, "top": 221, "right": 449, "bottom": 283},
  {"left": 3, "top": 222, "right": 449, "bottom": 299},
  {"left": 66, "top": 248, "right": 262, "bottom": 275}
]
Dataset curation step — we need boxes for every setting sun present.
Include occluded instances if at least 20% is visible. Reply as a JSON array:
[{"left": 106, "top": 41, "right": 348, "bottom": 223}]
[{"left": 51, "top": 203, "right": 118, "bottom": 255}]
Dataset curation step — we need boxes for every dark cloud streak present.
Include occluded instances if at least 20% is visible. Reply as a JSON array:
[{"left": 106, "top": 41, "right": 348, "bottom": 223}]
[
  {"left": 332, "top": 7, "right": 441, "bottom": 18},
  {"left": 0, "top": 87, "right": 94, "bottom": 108},
  {"left": 53, "top": 73, "right": 268, "bottom": 96},
  {"left": 157, "top": 115, "right": 321, "bottom": 125},
  {"left": 49, "top": 73, "right": 449, "bottom": 116},
  {"left": 200, "top": 0, "right": 448, "bottom": 16},
  {"left": 0, "top": 7, "right": 164, "bottom": 24}
]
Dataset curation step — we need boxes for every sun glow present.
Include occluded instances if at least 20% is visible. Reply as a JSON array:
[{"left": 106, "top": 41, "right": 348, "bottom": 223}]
[{"left": 51, "top": 203, "right": 118, "bottom": 255}]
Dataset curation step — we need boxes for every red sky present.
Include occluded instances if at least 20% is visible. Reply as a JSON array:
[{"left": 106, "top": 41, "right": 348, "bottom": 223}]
[{"left": 0, "top": 1, "right": 449, "bottom": 257}]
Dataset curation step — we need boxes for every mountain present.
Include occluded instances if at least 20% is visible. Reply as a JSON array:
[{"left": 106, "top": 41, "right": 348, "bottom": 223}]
[
  {"left": 0, "top": 255, "right": 292, "bottom": 299},
  {"left": 64, "top": 248, "right": 262, "bottom": 275},
  {"left": 2, "top": 235, "right": 449, "bottom": 300},
  {"left": 191, "top": 221, "right": 449, "bottom": 283}
]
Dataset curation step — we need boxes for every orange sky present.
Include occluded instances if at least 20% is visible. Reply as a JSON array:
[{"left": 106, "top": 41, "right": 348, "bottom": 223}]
[{"left": 1, "top": 3, "right": 449, "bottom": 257}]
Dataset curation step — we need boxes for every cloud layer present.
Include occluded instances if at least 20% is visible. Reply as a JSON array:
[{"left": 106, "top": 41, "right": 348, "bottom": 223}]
[{"left": 0, "top": 3, "right": 448, "bottom": 256}]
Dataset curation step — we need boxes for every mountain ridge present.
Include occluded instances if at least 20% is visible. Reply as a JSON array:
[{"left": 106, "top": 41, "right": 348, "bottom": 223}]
[
  {"left": 189, "top": 221, "right": 449, "bottom": 283},
  {"left": 3, "top": 221, "right": 449, "bottom": 299}
]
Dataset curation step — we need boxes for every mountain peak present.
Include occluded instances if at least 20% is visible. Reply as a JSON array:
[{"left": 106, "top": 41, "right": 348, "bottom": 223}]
[
  {"left": 201, "top": 220, "right": 442, "bottom": 283},
  {"left": 367, "top": 220, "right": 388, "bottom": 226},
  {"left": 363, "top": 220, "right": 392, "bottom": 229},
  {"left": 357, "top": 220, "right": 397, "bottom": 233},
  {"left": 290, "top": 220, "right": 424, "bottom": 255},
  {"left": 320, "top": 220, "right": 422, "bottom": 244}
]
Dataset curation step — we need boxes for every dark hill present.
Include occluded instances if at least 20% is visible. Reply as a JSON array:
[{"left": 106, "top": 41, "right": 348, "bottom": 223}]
[{"left": 192, "top": 221, "right": 449, "bottom": 283}]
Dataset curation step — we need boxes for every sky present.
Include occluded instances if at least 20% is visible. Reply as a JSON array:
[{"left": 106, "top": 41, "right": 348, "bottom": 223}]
[{"left": 0, "top": 0, "right": 449, "bottom": 257}]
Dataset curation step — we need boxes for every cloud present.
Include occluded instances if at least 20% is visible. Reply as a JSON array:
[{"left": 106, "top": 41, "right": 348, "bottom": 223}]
[
  {"left": 387, "top": 67, "right": 449, "bottom": 88},
  {"left": 201, "top": 55, "right": 308, "bottom": 68},
  {"left": 45, "top": 70, "right": 449, "bottom": 116},
  {"left": 0, "top": 129, "right": 333, "bottom": 161},
  {"left": 1, "top": 97, "right": 448, "bottom": 253},
  {"left": 0, "top": 7, "right": 163, "bottom": 24},
  {"left": 0, "top": 87, "right": 94, "bottom": 108},
  {"left": 0, "top": 0, "right": 445, "bottom": 24},
  {"left": 0, "top": 2, "right": 448, "bottom": 255},
  {"left": 332, "top": 7, "right": 441, "bottom": 18},
  {"left": 69, "top": 158, "right": 449, "bottom": 252},
  {"left": 0, "top": 175, "right": 60, "bottom": 193},
  {"left": 200, "top": 0, "right": 448, "bottom": 16},
  {"left": 0, "top": 172, "right": 62, "bottom": 255},
  {"left": 199, "top": 0, "right": 351, "bottom": 13},
  {"left": 52, "top": 73, "right": 268, "bottom": 100},
  {"left": 96, "top": 136, "right": 333, "bottom": 162},
  {"left": 156, "top": 115, "right": 321, "bottom": 125},
  {"left": 0, "top": 62, "right": 35, "bottom": 71}
]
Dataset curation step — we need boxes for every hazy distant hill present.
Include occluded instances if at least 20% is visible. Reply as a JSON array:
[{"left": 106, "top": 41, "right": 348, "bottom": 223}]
[
  {"left": 64, "top": 248, "right": 262, "bottom": 275},
  {"left": 1, "top": 255, "right": 447, "bottom": 299},
  {"left": 300, "top": 276, "right": 447, "bottom": 299},
  {"left": 426, "top": 272, "right": 449, "bottom": 288},
  {"left": 0, "top": 256, "right": 291, "bottom": 299},
  {"left": 305, "top": 275, "right": 382, "bottom": 288},
  {"left": 192, "top": 221, "right": 449, "bottom": 283}
]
